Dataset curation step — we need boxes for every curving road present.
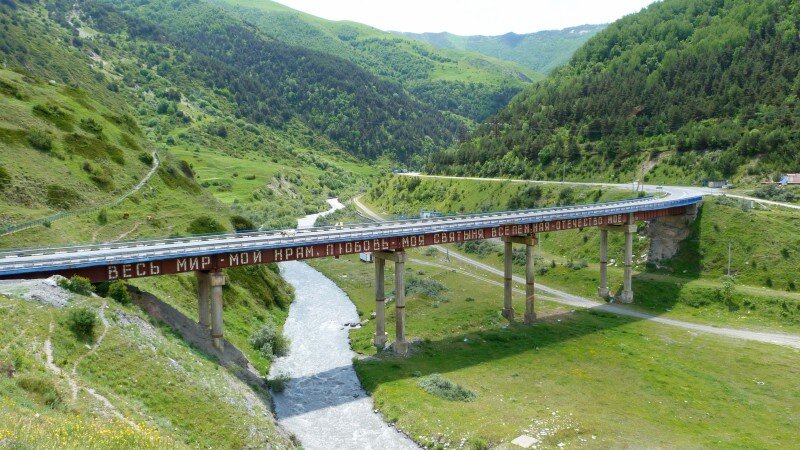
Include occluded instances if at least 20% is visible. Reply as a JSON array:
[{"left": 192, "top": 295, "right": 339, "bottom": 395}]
[{"left": 399, "top": 173, "right": 800, "bottom": 211}]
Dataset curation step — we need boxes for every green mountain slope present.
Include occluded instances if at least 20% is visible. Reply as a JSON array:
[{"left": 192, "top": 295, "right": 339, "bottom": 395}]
[
  {"left": 1, "top": 0, "right": 384, "bottom": 243},
  {"left": 428, "top": 0, "right": 800, "bottom": 184},
  {"left": 398, "top": 24, "right": 606, "bottom": 74},
  {"left": 211, "top": 0, "right": 542, "bottom": 123}
]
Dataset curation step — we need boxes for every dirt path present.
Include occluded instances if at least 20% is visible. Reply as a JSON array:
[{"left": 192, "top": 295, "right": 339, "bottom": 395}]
[
  {"left": 353, "top": 197, "right": 800, "bottom": 349},
  {"left": 42, "top": 305, "right": 137, "bottom": 427}
]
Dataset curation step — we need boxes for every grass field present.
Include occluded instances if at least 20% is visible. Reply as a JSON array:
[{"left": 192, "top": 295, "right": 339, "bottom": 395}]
[
  {"left": 309, "top": 249, "right": 800, "bottom": 448},
  {"left": 0, "top": 291, "right": 292, "bottom": 448}
]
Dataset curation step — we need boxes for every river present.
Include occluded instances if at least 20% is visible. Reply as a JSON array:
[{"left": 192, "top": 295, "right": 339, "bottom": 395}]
[{"left": 269, "top": 199, "right": 418, "bottom": 450}]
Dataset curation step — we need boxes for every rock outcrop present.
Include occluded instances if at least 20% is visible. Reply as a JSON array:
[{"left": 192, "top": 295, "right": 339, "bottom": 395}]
[{"left": 646, "top": 203, "right": 700, "bottom": 262}]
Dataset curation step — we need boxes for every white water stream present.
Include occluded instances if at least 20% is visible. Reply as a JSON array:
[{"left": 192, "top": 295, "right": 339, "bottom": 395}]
[{"left": 270, "top": 199, "right": 418, "bottom": 450}]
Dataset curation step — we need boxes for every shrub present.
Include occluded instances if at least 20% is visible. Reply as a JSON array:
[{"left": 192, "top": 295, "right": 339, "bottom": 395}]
[
  {"left": 187, "top": 216, "right": 225, "bottom": 235},
  {"left": 565, "top": 259, "right": 588, "bottom": 270},
  {"left": 0, "top": 165, "right": 10, "bottom": 190},
  {"left": 27, "top": 129, "right": 53, "bottom": 151},
  {"left": 418, "top": 374, "right": 476, "bottom": 402},
  {"left": 107, "top": 280, "right": 130, "bottom": 305},
  {"left": 16, "top": 373, "right": 62, "bottom": 408},
  {"left": 250, "top": 321, "right": 290, "bottom": 359},
  {"left": 79, "top": 117, "right": 103, "bottom": 135},
  {"left": 57, "top": 275, "right": 94, "bottom": 296},
  {"left": 94, "top": 281, "right": 111, "bottom": 298},
  {"left": 45, "top": 184, "right": 83, "bottom": 209},
  {"left": 406, "top": 277, "right": 447, "bottom": 299},
  {"left": 66, "top": 307, "right": 97, "bottom": 340},
  {"left": 269, "top": 373, "right": 291, "bottom": 393},
  {"left": 138, "top": 152, "right": 154, "bottom": 166},
  {"left": 230, "top": 215, "right": 255, "bottom": 232},
  {"left": 97, "top": 209, "right": 108, "bottom": 225}
]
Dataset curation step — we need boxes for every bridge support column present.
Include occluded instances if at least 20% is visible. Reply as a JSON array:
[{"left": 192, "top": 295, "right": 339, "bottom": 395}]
[
  {"left": 598, "top": 229, "right": 609, "bottom": 298},
  {"left": 197, "top": 271, "right": 211, "bottom": 330},
  {"left": 374, "top": 250, "right": 408, "bottom": 355},
  {"left": 373, "top": 257, "right": 387, "bottom": 349},
  {"left": 620, "top": 221, "right": 636, "bottom": 304},
  {"left": 524, "top": 235, "right": 537, "bottom": 324},
  {"left": 502, "top": 239, "right": 515, "bottom": 321},
  {"left": 210, "top": 269, "right": 226, "bottom": 351},
  {"left": 501, "top": 234, "right": 538, "bottom": 323}
]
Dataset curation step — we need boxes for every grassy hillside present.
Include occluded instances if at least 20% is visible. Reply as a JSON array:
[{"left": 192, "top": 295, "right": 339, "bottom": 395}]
[
  {"left": 398, "top": 24, "right": 606, "bottom": 74},
  {"left": 364, "top": 175, "right": 639, "bottom": 217},
  {"left": 66, "top": 0, "right": 463, "bottom": 162},
  {"left": 0, "top": 68, "right": 153, "bottom": 227},
  {"left": 0, "top": 289, "right": 293, "bottom": 448},
  {"left": 429, "top": 0, "right": 800, "bottom": 185},
  {"left": 211, "top": 0, "right": 541, "bottom": 123}
]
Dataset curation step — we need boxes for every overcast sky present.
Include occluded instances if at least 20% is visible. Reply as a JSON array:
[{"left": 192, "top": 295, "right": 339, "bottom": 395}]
[{"left": 273, "top": 0, "right": 659, "bottom": 35}]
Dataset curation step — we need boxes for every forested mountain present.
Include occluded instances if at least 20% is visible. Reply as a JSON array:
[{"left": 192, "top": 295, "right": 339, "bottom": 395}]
[
  {"left": 428, "top": 0, "right": 800, "bottom": 185},
  {"left": 211, "top": 0, "right": 541, "bottom": 123},
  {"left": 0, "top": 0, "right": 381, "bottom": 237},
  {"left": 398, "top": 24, "right": 606, "bottom": 74}
]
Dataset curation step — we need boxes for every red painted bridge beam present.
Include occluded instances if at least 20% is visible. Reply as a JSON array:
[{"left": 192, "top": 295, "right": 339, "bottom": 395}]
[{"left": 9, "top": 207, "right": 686, "bottom": 283}]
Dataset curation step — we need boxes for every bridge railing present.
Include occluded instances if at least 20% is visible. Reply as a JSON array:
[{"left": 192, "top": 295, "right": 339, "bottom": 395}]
[{"left": 0, "top": 195, "right": 702, "bottom": 267}]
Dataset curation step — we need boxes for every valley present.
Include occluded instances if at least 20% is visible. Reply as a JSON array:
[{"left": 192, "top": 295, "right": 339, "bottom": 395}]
[{"left": 1, "top": 0, "right": 800, "bottom": 448}]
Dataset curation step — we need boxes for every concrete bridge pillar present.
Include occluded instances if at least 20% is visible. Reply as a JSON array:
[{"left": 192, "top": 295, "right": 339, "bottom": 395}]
[
  {"left": 374, "top": 250, "right": 408, "bottom": 355},
  {"left": 197, "top": 271, "right": 211, "bottom": 329},
  {"left": 373, "top": 257, "right": 387, "bottom": 349},
  {"left": 598, "top": 229, "right": 609, "bottom": 298},
  {"left": 620, "top": 221, "right": 636, "bottom": 304},
  {"left": 502, "top": 239, "right": 515, "bottom": 321},
  {"left": 209, "top": 269, "right": 226, "bottom": 351},
  {"left": 599, "top": 216, "right": 636, "bottom": 303},
  {"left": 523, "top": 235, "right": 537, "bottom": 324},
  {"left": 501, "top": 234, "right": 537, "bottom": 323}
]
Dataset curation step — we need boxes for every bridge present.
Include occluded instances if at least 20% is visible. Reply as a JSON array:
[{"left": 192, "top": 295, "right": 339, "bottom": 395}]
[{"left": 0, "top": 194, "right": 702, "bottom": 354}]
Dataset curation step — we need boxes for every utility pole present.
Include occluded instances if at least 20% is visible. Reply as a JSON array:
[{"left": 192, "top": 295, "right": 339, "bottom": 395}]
[{"left": 727, "top": 240, "right": 732, "bottom": 276}]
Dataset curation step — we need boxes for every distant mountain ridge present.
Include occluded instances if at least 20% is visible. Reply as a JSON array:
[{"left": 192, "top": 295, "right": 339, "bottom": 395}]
[
  {"left": 213, "top": 0, "right": 543, "bottom": 123},
  {"left": 396, "top": 24, "right": 607, "bottom": 74}
]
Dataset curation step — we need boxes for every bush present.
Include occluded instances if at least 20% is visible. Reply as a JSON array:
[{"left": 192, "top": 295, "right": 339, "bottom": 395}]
[
  {"left": 187, "top": 216, "right": 225, "bottom": 235},
  {"left": 57, "top": 275, "right": 94, "bottom": 296},
  {"left": 45, "top": 184, "right": 83, "bottom": 209},
  {"left": 27, "top": 130, "right": 53, "bottom": 151},
  {"left": 107, "top": 280, "right": 130, "bottom": 305},
  {"left": 97, "top": 209, "right": 108, "bottom": 225},
  {"left": 250, "top": 321, "right": 290, "bottom": 359},
  {"left": 268, "top": 373, "right": 291, "bottom": 393},
  {"left": 66, "top": 307, "right": 97, "bottom": 340},
  {"left": 406, "top": 277, "right": 447, "bottom": 300},
  {"left": 138, "top": 152, "right": 154, "bottom": 166},
  {"left": 230, "top": 215, "right": 255, "bottom": 232},
  {"left": 565, "top": 259, "right": 589, "bottom": 270},
  {"left": 0, "top": 166, "right": 10, "bottom": 190},
  {"left": 16, "top": 373, "right": 62, "bottom": 408},
  {"left": 79, "top": 117, "right": 103, "bottom": 135},
  {"left": 418, "top": 374, "right": 476, "bottom": 402}
]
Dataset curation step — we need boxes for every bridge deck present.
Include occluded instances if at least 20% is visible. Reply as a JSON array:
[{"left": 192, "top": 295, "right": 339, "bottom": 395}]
[{"left": 0, "top": 195, "right": 702, "bottom": 282}]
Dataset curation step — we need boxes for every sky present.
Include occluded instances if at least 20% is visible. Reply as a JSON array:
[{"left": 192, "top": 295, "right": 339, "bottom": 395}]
[{"left": 273, "top": 0, "right": 659, "bottom": 36}]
